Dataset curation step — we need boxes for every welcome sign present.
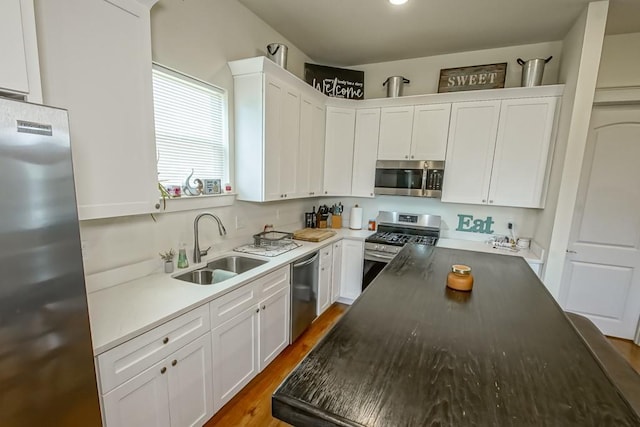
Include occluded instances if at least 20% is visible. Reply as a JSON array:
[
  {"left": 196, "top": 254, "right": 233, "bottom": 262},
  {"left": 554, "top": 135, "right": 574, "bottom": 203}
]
[
  {"left": 304, "top": 63, "right": 364, "bottom": 100},
  {"left": 438, "top": 63, "right": 507, "bottom": 93}
]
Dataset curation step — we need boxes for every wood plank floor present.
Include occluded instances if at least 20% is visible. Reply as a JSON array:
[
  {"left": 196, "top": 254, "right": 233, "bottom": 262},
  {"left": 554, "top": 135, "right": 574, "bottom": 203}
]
[
  {"left": 204, "top": 303, "right": 640, "bottom": 426},
  {"left": 205, "top": 303, "right": 347, "bottom": 427}
]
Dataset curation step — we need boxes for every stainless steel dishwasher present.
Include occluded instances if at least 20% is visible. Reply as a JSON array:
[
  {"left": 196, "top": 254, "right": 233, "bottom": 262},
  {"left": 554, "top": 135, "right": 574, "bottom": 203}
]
[{"left": 290, "top": 251, "right": 319, "bottom": 342}]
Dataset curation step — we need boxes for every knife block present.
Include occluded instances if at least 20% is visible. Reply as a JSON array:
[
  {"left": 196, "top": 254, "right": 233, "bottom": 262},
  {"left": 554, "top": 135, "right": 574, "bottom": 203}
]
[{"left": 332, "top": 215, "right": 342, "bottom": 229}]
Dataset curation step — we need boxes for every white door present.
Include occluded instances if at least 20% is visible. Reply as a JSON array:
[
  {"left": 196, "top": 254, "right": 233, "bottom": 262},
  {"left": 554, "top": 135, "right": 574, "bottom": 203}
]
[
  {"left": 331, "top": 241, "right": 343, "bottom": 303},
  {"left": 279, "top": 85, "right": 300, "bottom": 198},
  {"left": 309, "top": 102, "right": 325, "bottom": 196},
  {"left": 377, "top": 106, "right": 413, "bottom": 160},
  {"left": 351, "top": 108, "right": 380, "bottom": 197},
  {"left": 103, "top": 360, "right": 171, "bottom": 427},
  {"left": 324, "top": 107, "right": 355, "bottom": 196},
  {"left": 297, "top": 97, "right": 314, "bottom": 197},
  {"left": 317, "top": 245, "right": 333, "bottom": 315},
  {"left": 561, "top": 105, "right": 640, "bottom": 339},
  {"left": 211, "top": 307, "right": 259, "bottom": 411},
  {"left": 263, "top": 75, "right": 284, "bottom": 201},
  {"left": 0, "top": 0, "right": 29, "bottom": 94},
  {"left": 259, "top": 285, "right": 290, "bottom": 370},
  {"left": 340, "top": 240, "right": 364, "bottom": 303},
  {"left": 167, "top": 333, "right": 213, "bottom": 427},
  {"left": 410, "top": 104, "right": 451, "bottom": 160},
  {"left": 489, "top": 97, "right": 557, "bottom": 208},
  {"left": 441, "top": 100, "right": 501, "bottom": 205}
]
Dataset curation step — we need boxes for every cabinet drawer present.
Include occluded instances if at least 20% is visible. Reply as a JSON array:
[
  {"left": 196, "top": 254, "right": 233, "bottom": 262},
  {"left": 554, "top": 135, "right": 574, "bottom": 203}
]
[
  {"left": 97, "top": 304, "right": 210, "bottom": 394},
  {"left": 210, "top": 281, "right": 258, "bottom": 328},
  {"left": 257, "top": 265, "right": 290, "bottom": 299}
]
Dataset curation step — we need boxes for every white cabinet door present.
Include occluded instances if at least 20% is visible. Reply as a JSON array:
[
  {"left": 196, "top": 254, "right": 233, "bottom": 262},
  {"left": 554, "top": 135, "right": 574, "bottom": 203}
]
[
  {"left": 263, "top": 75, "right": 285, "bottom": 201},
  {"left": 297, "top": 97, "right": 314, "bottom": 197},
  {"left": 317, "top": 245, "right": 333, "bottom": 315},
  {"left": 324, "top": 107, "right": 356, "bottom": 196},
  {"left": 279, "top": 85, "right": 300, "bottom": 198},
  {"left": 352, "top": 108, "right": 380, "bottom": 198},
  {"left": 103, "top": 359, "right": 171, "bottom": 427},
  {"left": 298, "top": 97, "right": 325, "bottom": 197},
  {"left": 378, "top": 106, "right": 414, "bottom": 160},
  {"left": 211, "top": 307, "right": 259, "bottom": 412},
  {"left": 340, "top": 240, "right": 364, "bottom": 303},
  {"left": 309, "top": 102, "right": 326, "bottom": 196},
  {"left": 489, "top": 97, "right": 557, "bottom": 208},
  {"left": 36, "top": 0, "right": 159, "bottom": 220},
  {"left": 259, "top": 285, "right": 290, "bottom": 370},
  {"left": 0, "top": 0, "right": 29, "bottom": 95},
  {"left": 411, "top": 104, "right": 451, "bottom": 160},
  {"left": 167, "top": 333, "right": 213, "bottom": 427},
  {"left": 441, "top": 100, "right": 501, "bottom": 205},
  {"left": 331, "top": 241, "right": 343, "bottom": 303}
]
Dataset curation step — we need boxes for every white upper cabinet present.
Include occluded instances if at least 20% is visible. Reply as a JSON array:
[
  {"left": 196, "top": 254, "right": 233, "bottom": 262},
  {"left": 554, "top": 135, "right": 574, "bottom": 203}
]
[
  {"left": 36, "top": 0, "right": 159, "bottom": 220},
  {"left": 297, "top": 96, "right": 325, "bottom": 197},
  {"left": 231, "top": 57, "right": 323, "bottom": 202},
  {"left": 442, "top": 96, "right": 558, "bottom": 208},
  {"left": 378, "top": 106, "right": 414, "bottom": 160},
  {"left": 410, "top": 104, "right": 451, "bottom": 160},
  {"left": 351, "top": 108, "right": 381, "bottom": 198},
  {"left": 0, "top": 0, "right": 41, "bottom": 101},
  {"left": 378, "top": 104, "right": 451, "bottom": 161},
  {"left": 442, "top": 100, "right": 501, "bottom": 205},
  {"left": 324, "top": 107, "right": 356, "bottom": 196},
  {"left": 489, "top": 97, "right": 557, "bottom": 208}
]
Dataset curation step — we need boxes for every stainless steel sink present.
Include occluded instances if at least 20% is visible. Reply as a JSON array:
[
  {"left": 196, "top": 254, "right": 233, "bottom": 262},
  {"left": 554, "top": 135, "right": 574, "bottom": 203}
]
[
  {"left": 174, "top": 256, "right": 267, "bottom": 285},
  {"left": 206, "top": 256, "right": 267, "bottom": 275}
]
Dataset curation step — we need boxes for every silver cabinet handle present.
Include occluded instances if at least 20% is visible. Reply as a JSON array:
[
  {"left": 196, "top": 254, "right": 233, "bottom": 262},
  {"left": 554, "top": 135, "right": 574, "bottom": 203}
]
[
  {"left": 161, "top": 367, "right": 167, "bottom": 374},
  {"left": 404, "top": 155, "right": 409, "bottom": 159},
  {"left": 163, "top": 337, "right": 169, "bottom": 344},
  {"left": 171, "top": 360, "right": 177, "bottom": 366},
  {"left": 482, "top": 199, "right": 486, "bottom": 203},
  {"left": 262, "top": 305, "right": 266, "bottom": 310},
  {"left": 256, "top": 308, "right": 260, "bottom": 313},
  {"left": 489, "top": 200, "right": 493, "bottom": 204}
]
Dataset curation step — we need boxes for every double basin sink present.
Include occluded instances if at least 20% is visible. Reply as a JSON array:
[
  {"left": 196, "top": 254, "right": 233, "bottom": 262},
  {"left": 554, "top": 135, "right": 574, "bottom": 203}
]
[{"left": 174, "top": 255, "right": 267, "bottom": 285}]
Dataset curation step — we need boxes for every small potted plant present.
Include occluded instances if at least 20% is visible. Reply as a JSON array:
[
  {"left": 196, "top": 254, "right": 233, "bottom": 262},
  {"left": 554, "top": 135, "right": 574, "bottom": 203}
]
[{"left": 159, "top": 249, "right": 176, "bottom": 273}]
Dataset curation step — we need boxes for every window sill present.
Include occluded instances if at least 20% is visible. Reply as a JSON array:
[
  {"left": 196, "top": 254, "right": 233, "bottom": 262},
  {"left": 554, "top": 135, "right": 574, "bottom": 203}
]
[{"left": 156, "top": 193, "right": 236, "bottom": 213}]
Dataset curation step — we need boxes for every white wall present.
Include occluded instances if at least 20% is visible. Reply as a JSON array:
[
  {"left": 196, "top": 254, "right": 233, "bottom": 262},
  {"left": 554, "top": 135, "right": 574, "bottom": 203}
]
[
  {"left": 321, "top": 196, "right": 539, "bottom": 242},
  {"left": 537, "top": 1, "right": 609, "bottom": 298},
  {"left": 597, "top": 32, "right": 640, "bottom": 88},
  {"left": 78, "top": 0, "right": 315, "bottom": 276},
  {"left": 350, "top": 41, "right": 563, "bottom": 99}
]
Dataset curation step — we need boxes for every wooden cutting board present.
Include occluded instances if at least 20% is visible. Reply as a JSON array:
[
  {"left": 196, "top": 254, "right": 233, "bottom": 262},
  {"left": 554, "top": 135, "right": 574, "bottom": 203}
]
[{"left": 293, "top": 228, "right": 337, "bottom": 242}]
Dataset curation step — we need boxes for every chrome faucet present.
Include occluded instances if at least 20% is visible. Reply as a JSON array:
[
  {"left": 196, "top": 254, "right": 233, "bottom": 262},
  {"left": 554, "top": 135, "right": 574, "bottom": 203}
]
[{"left": 193, "top": 212, "right": 227, "bottom": 263}]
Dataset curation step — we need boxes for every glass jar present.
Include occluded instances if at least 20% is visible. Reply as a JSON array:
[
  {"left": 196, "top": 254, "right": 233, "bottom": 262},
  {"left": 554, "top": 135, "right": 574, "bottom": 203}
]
[{"left": 446, "top": 264, "right": 473, "bottom": 291}]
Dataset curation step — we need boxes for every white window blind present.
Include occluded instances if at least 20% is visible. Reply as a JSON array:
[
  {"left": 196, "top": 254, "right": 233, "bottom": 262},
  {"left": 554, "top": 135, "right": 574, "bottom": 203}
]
[{"left": 152, "top": 65, "right": 228, "bottom": 187}]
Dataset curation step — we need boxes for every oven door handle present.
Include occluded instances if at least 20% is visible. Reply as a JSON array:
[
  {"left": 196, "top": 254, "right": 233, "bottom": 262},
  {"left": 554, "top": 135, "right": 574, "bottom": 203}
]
[{"left": 365, "top": 252, "right": 395, "bottom": 262}]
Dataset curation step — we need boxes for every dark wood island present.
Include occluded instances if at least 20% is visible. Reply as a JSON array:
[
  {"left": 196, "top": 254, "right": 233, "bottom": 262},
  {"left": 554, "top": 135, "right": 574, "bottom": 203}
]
[{"left": 273, "top": 245, "right": 640, "bottom": 426}]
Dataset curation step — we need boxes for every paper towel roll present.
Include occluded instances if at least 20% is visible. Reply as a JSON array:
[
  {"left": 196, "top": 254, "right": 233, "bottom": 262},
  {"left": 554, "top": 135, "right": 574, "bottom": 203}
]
[{"left": 349, "top": 206, "right": 363, "bottom": 230}]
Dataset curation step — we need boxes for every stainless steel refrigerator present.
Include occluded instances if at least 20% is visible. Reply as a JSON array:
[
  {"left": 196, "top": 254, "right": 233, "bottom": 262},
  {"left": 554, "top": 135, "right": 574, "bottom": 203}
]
[{"left": 0, "top": 97, "right": 102, "bottom": 425}]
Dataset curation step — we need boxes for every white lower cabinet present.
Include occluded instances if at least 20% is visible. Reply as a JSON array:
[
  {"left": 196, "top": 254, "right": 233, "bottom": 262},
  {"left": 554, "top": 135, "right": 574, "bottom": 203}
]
[
  {"left": 211, "top": 305, "right": 259, "bottom": 412},
  {"left": 210, "top": 266, "right": 291, "bottom": 412},
  {"left": 331, "top": 241, "right": 343, "bottom": 303},
  {"left": 339, "top": 240, "right": 365, "bottom": 304},
  {"left": 317, "top": 245, "right": 333, "bottom": 315},
  {"left": 103, "top": 332, "right": 213, "bottom": 427}
]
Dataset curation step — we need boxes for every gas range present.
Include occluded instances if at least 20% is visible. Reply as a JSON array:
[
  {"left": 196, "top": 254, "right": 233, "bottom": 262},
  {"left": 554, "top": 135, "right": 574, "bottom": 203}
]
[{"left": 364, "top": 211, "right": 441, "bottom": 258}]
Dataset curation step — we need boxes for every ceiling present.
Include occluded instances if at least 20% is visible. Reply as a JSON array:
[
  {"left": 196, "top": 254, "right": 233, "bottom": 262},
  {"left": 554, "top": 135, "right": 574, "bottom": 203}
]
[{"left": 237, "top": 0, "right": 640, "bottom": 66}]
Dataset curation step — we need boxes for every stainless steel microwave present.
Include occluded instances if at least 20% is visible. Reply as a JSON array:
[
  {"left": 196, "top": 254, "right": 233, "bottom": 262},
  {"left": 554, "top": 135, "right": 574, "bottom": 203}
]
[{"left": 374, "top": 160, "right": 445, "bottom": 198}]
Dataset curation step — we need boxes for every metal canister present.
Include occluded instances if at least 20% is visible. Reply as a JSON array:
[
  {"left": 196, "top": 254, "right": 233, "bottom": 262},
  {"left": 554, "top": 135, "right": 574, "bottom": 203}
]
[
  {"left": 383, "top": 76, "right": 410, "bottom": 97},
  {"left": 517, "top": 56, "right": 553, "bottom": 87},
  {"left": 267, "top": 43, "right": 288, "bottom": 68}
]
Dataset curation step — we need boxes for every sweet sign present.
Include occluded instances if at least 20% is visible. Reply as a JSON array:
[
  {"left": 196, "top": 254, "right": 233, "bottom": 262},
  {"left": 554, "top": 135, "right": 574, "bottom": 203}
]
[
  {"left": 438, "top": 63, "right": 507, "bottom": 93},
  {"left": 304, "top": 63, "right": 364, "bottom": 100}
]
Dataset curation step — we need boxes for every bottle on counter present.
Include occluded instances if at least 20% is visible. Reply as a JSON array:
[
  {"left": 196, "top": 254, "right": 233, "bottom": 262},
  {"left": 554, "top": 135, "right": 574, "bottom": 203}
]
[
  {"left": 177, "top": 243, "right": 189, "bottom": 269},
  {"left": 311, "top": 206, "right": 317, "bottom": 228}
]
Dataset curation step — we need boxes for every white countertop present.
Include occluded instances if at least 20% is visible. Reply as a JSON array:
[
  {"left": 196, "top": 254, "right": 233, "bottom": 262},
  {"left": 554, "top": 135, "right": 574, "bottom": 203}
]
[
  {"left": 88, "top": 229, "right": 543, "bottom": 355},
  {"left": 436, "top": 238, "right": 543, "bottom": 264},
  {"left": 87, "top": 228, "right": 373, "bottom": 355}
]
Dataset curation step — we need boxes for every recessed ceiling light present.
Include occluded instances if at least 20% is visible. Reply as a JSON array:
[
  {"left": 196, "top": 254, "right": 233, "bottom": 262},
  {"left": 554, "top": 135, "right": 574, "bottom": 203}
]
[{"left": 389, "top": 0, "right": 408, "bottom": 5}]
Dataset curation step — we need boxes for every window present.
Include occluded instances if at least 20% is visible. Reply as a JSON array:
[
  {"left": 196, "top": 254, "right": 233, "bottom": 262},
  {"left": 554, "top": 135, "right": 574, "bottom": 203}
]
[{"left": 152, "top": 64, "right": 228, "bottom": 190}]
